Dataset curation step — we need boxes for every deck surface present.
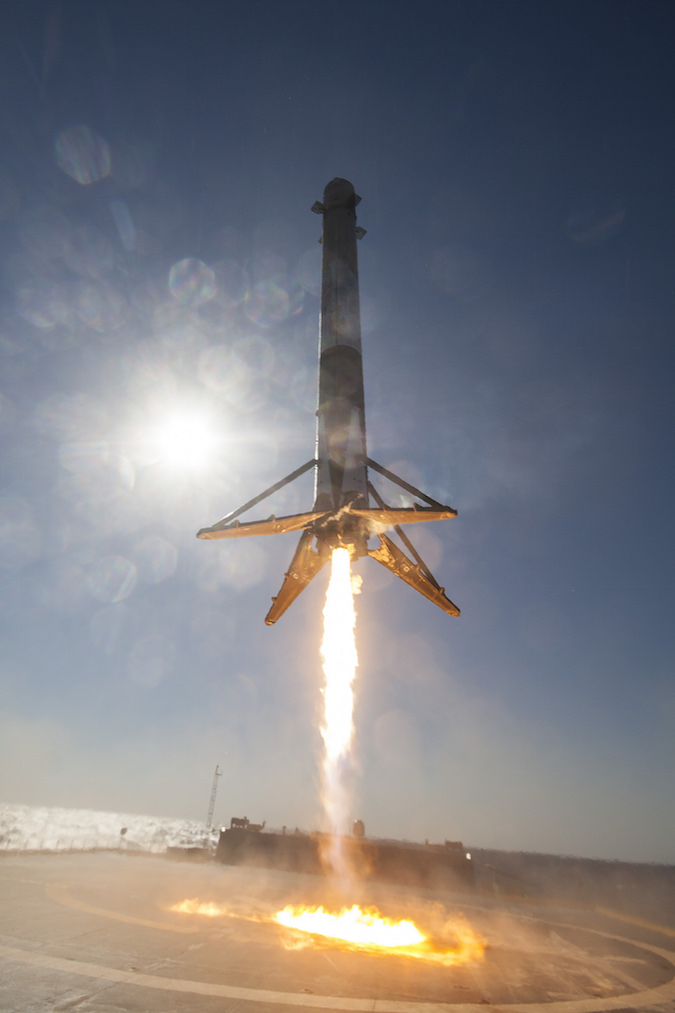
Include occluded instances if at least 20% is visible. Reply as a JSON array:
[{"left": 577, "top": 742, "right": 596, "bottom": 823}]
[{"left": 1, "top": 851, "right": 674, "bottom": 1012}]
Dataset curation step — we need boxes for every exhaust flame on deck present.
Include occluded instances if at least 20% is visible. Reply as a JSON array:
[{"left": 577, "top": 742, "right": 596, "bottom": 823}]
[
  {"left": 169, "top": 899, "right": 485, "bottom": 965},
  {"left": 169, "top": 550, "right": 485, "bottom": 967},
  {"left": 277, "top": 903, "right": 421, "bottom": 946},
  {"left": 171, "top": 899, "right": 227, "bottom": 917},
  {"left": 276, "top": 904, "right": 485, "bottom": 965}
]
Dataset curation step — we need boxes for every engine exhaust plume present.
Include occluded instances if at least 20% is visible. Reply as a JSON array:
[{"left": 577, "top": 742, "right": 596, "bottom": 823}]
[{"left": 319, "top": 547, "right": 358, "bottom": 877}]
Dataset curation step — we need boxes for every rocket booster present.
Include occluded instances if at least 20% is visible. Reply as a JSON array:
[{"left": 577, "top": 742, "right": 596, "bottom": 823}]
[
  {"left": 313, "top": 178, "right": 367, "bottom": 516},
  {"left": 197, "top": 179, "right": 460, "bottom": 625}
]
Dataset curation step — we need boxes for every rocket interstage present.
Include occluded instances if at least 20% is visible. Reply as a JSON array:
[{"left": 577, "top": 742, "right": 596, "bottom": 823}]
[{"left": 197, "top": 179, "right": 460, "bottom": 624}]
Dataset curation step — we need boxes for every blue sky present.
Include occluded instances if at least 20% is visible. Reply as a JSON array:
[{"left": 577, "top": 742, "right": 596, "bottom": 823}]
[{"left": 0, "top": 1, "right": 673, "bottom": 863}]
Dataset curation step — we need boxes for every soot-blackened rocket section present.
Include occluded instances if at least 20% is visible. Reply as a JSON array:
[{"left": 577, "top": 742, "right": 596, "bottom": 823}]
[
  {"left": 314, "top": 178, "right": 368, "bottom": 515},
  {"left": 197, "top": 179, "right": 460, "bottom": 625}
]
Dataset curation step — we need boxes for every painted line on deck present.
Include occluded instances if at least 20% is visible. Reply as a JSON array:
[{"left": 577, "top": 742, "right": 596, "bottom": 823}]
[
  {"left": 29, "top": 882, "right": 675, "bottom": 1011},
  {"left": 2, "top": 934, "right": 675, "bottom": 1012},
  {"left": 47, "top": 879, "right": 675, "bottom": 946},
  {"left": 45, "top": 883, "right": 197, "bottom": 935},
  {"left": 594, "top": 906, "right": 675, "bottom": 939},
  {"left": 477, "top": 890, "right": 675, "bottom": 939}
]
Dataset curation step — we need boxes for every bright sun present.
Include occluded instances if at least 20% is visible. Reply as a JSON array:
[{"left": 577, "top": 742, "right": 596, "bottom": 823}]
[{"left": 149, "top": 409, "right": 218, "bottom": 470}]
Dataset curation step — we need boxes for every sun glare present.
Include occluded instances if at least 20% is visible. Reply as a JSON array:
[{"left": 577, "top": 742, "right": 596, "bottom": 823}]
[{"left": 149, "top": 409, "right": 218, "bottom": 470}]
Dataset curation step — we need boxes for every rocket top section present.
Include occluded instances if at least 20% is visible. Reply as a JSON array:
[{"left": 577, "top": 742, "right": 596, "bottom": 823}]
[
  {"left": 323, "top": 177, "right": 360, "bottom": 210},
  {"left": 318, "top": 177, "right": 362, "bottom": 355}
]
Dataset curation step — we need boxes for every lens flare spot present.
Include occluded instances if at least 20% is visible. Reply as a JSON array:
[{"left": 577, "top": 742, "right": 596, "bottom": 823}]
[
  {"left": 39, "top": 561, "right": 89, "bottom": 616},
  {"left": 64, "top": 225, "right": 114, "bottom": 278},
  {"left": 17, "top": 205, "right": 70, "bottom": 259},
  {"left": 0, "top": 497, "right": 42, "bottom": 572},
  {"left": 212, "top": 258, "right": 248, "bottom": 308},
  {"left": 132, "top": 536, "right": 178, "bottom": 584},
  {"left": 111, "top": 139, "right": 155, "bottom": 188},
  {"left": 55, "top": 125, "right": 111, "bottom": 184},
  {"left": 90, "top": 603, "right": 129, "bottom": 654},
  {"left": 58, "top": 440, "right": 109, "bottom": 476},
  {"left": 87, "top": 555, "right": 137, "bottom": 604},
  {"left": 16, "top": 280, "right": 71, "bottom": 329},
  {"left": 198, "top": 337, "right": 274, "bottom": 411},
  {"left": 244, "top": 278, "right": 302, "bottom": 326},
  {"left": 567, "top": 206, "right": 625, "bottom": 246},
  {"left": 197, "top": 344, "right": 233, "bottom": 395},
  {"left": 296, "top": 248, "right": 321, "bottom": 296},
  {"left": 0, "top": 394, "right": 16, "bottom": 434},
  {"left": 169, "top": 258, "right": 216, "bottom": 307},
  {"left": 128, "top": 635, "right": 175, "bottom": 688},
  {"left": 74, "top": 281, "right": 127, "bottom": 332},
  {"left": 34, "top": 393, "right": 108, "bottom": 442},
  {"left": 109, "top": 198, "right": 137, "bottom": 251},
  {"left": 0, "top": 168, "right": 19, "bottom": 218},
  {"left": 196, "top": 540, "right": 267, "bottom": 592}
]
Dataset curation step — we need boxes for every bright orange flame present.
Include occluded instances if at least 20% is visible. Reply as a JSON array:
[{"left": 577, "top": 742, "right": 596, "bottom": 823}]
[
  {"left": 275, "top": 904, "right": 485, "bottom": 966},
  {"left": 169, "top": 898, "right": 485, "bottom": 966},
  {"left": 170, "top": 898, "right": 225, "bottom": 917},
  {"left": 277, "top": 904, "right": 423, "bottom": 946}
]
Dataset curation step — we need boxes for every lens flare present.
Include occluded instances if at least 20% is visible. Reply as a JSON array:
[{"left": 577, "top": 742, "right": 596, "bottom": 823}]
[
  {"left": 168, "top": 258, "right": 216, "bottom": 307},
  {"left": 55, "top": 125, "right": 111, "bottom": 184}
]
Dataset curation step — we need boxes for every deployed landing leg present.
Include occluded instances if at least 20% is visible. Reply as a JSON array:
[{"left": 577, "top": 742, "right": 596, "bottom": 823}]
[
  {"left": 265, "top": 530, "right": 328, "bottom": 626},
  {"left": 197, "top": 456, "right": 459, "bottom": 623},
  {"left": 366, "top": 467, "right": 460, "bottom": 618}
]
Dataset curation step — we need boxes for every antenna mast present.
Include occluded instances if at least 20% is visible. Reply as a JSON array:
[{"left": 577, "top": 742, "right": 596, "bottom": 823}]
[{"left": 206, "top": 764, "right": 222, "bottom": 829}]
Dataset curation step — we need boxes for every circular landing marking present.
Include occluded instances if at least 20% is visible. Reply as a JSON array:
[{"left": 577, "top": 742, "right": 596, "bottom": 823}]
[
  {"left": 3, "top": 900, "right": 675, "bottom": 1012},
  {"left": 594, "top": 906, "right": 675, "bottom": 939},
  {"left": 490, "top": 890, "right": 675, "bottom": 941},
  {"left": 45, "top": 882, "right": 197, "bottom": 934}
]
